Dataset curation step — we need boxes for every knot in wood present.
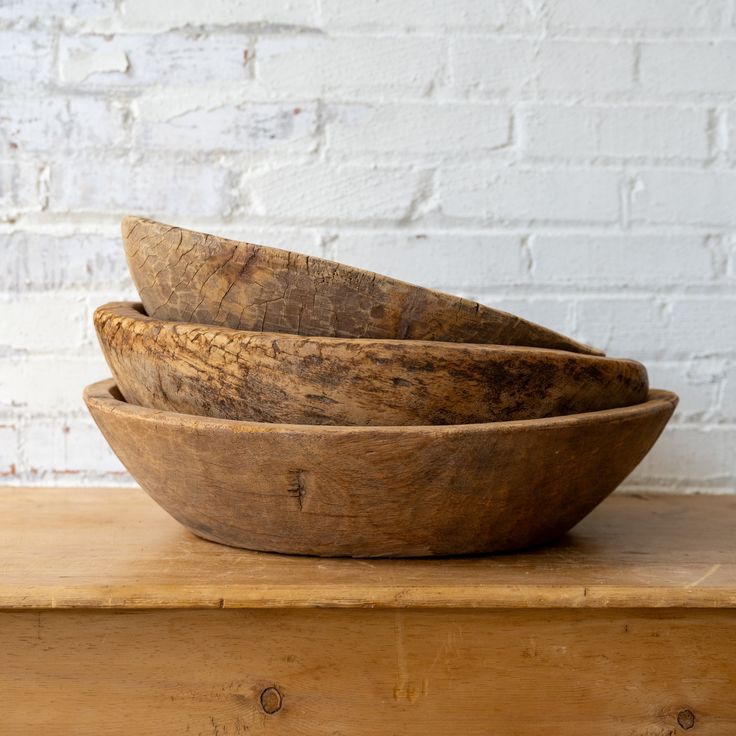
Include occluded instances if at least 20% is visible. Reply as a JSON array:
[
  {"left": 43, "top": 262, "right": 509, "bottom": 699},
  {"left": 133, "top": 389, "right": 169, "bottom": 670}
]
[
  {"left": 259, "top": 686, "right": 283, "bottom": 715},
  {"left": 677, "top": 709, "right": 695, "bottom": 730}
]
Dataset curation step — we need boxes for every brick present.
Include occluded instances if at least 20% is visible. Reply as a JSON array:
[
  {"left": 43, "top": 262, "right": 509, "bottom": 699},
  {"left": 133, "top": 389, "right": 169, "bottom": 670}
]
[
  {"left": 640, "top": 42, "right": 736, "bottom": 95},
  {"left": 665, "top": 299, "right": 736, "bottom": 358},
  {"left": 630, "top": 170, "right": 736, "bottom": 226},
  {"left": 529, "top": 235, "right": 714, "bottom": 286},
  {"left": 0, "top": 158, "right": 43, "bottom": 216},
  {"left": 320, "top": 0, "right": 533, "bottom": 30},
  {"left": 66, "top": 97, "right": 130, "bottom": 148},
  {"left": 243, "top": 164, "right": 428, "bottom": 222},
  {"left": 0, "top": 99, "right": 65, "bottom": 152},
  {"left": 0, "top": 355, "right": 109, "bottom": 412},
  {"left": 0, "top": 294, "right": 87, "bottom": 352},
  {"left": 577, "top": 297, "right": 736, "bottom": 360},
  {"left": 133, "top": 101, "right": 317, "bottom": 153},
  {"left": 575, "top": 297, "right": 667, "bottom": 360},
  {"left": 720, "top": 364, "right": 736, "bottom": 420},
  {"left": 0, "top": 0, "right": 114, "bottom": 23},
  {"left": 546, "top": 0, "right": 727, "bottom": 31},
  {"left": 440, "top": 167, "right": 620, "bottom": 223},
  {"left": 449, "top": 38, "right": 535, "bottom": 95},
  {"left": 48, "top": 155, "right": 232, "bottom": 217},
  {"left": 328, "top": 232, "right": 528, "bottom": 289},
  {"left": 0, "top": 232, "right": 133, "bottom": 292},
  {"left": 59, "top": 33, "right": 251, "bottom": 87},
  {"left": 327, "top": 103, "right": 511, "bottom": 156},
  {"left": 60, "top": 41, "right": 129, "bottom": 84},
  {"left": 645, "top": 360, "right": 721, "bottom": 420},
  {"left": 724, "top": 110, "right": 736, "bottom": 157},
  {"left": 20, "top": 416, "right": 129, "bottom": 478},
  {"left": 0, "top": 424, "right": 18, "bottom": 478},
  {"left": 537, "top": 41, "right": 635, "bottom": 94},
  {"left": 120, "top": 0, "right": 318, "bottom": 29},
  {"left": 521, "top": 105, "right": 709, "bottom": 159},
  {"left": 0, "top": 31, "right": 54, "bottom": 86},
  {"left": 630, "top": 426, "right": 736, "bottom": 484},
  {"left": 0, "top": 97, "right": 128, "bottom": 152},
  {"left": 256, "top": 36, "right": 443, "bottom": 98}
]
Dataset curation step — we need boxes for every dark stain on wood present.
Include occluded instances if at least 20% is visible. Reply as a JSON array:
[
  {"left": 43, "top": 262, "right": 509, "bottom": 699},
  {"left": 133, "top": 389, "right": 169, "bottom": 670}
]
[
  {"left": 94, "top": 302, "right": 648, "bottom": 427},
  {"left": 287, "top": 470, "right": 307, "bottom": 510}
]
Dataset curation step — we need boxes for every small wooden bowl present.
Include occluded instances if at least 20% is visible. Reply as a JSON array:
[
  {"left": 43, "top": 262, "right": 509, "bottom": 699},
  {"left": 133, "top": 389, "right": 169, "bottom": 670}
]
[
  {"left": 123, "top": 216, "right": 602, "bottom": 356},
  {"left": 85, "top": 379, "right": 677, "bottom": 557},
  {"left": 94, "top": 302, "right": 648, "bottom": 426}
]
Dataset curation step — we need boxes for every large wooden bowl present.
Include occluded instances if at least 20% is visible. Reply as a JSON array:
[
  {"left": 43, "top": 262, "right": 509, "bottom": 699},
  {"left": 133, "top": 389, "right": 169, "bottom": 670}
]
[
  {"left": 123, "top": 216, "right": 602, "bottom": 356},
  {"left": 94, "top": 302, "right": 648, "bottom": 426},
  {"left": 84, "top": 379, "right": 677, "bottom": 557}
]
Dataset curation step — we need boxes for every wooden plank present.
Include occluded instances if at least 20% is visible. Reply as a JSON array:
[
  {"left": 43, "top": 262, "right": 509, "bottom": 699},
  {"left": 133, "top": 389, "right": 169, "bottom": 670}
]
[
  {"left": 0, "top": 488, "right": 735, "bottom": 609},
  {"left": 1, "top": 608, "right": 734, "bottom": 735}
]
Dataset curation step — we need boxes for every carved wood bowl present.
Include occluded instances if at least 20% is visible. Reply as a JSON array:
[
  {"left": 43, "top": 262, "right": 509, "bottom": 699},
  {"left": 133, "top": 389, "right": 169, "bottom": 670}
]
[
  {"left": 123, "top": 216, "right": 603, "bottom": 356},
  {"left": 94, "top": 302, "right": 648, "bottom": 426},
  {"left": 85, "top": 379, "right": 677, "bottom": 557}
]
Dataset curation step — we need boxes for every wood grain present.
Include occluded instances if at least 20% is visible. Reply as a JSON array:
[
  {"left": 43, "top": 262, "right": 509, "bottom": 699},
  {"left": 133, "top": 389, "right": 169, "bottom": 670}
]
[
  {"left": 84, "top": 379, "right": 677, "bottom": 557},
  {"left": 1, "top": 608, "right": 734, "bottom": 735},
  {"left": 0, "top": 487, "right": 734, "bottom": 609},
  {"left": 94, "top": 302, "right": 648, "bottom": 426},
  {"left": 3, "top": 489, "right": 734, "bottom": 734},
  {"left": 123, "top": 216, "right": 603, "bottom": 355}
]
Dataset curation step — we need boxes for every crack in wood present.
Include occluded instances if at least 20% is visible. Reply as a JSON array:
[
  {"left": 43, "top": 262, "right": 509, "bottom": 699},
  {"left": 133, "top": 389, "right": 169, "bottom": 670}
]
[{"left": 287, "top": 470, "right": 307, "bottom": 510}]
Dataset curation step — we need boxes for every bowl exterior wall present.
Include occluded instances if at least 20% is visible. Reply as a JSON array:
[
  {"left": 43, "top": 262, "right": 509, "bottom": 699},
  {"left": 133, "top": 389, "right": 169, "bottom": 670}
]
[
  {"left": 124, "top": 217, "right": 603, "bottom": 356},
  {"left": 85, "top": 382, "right": 677, "bottom": 557},
  {"left": 94, "top": 302, "right": 648, "bottom": 427}
]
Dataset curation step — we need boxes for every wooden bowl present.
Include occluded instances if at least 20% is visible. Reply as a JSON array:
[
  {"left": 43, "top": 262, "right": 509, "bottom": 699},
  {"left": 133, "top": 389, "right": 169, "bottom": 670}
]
[
  {"left": 84, "top": 379, "right": 677, "bottom": 557},
  {"left": 123, "top": 216, "right": 602, "bottom": 356},
  {"left": 94, "top": 302, "right": 648, "bottom": 426}
]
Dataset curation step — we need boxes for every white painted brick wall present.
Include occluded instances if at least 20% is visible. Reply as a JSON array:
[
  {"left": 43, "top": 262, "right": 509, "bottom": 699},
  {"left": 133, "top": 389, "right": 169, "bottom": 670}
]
[
  {"left": 327, "top": 103, "right": 511, "bottom": 156},
  {"left": 121, "top": 0, "right": 318, "bottom": 30},
  {"left": 243, "top": 164, "right": 430, "bottom": 221},
  {"left": 536, "top": 41, "right": 636, "bottom": 94},
  {"left": 58, "top": 33, "right": 253, "bottom": 87},
  {"left": 520, "top": 106, "right": 711, "bottom": 160},
  {"left": 319, "top": 0, "right": 535, "bottom": 31},
  {"left": 49, "top": 155, "right": 235, "bottom": 217},
  {"left": 639, "top": 41, "right": 736, "bottom": 95},
  {"left": 0, "top": 1, "right": 734, "bottom": 493},
  {"left": 544, "top": 0, "right": 729, "bottom": 31},
  {"left": 134, "top": 102, "right": 319, "bottom": 154},
  {"left": 0, "top": 31, "right": 54, "bottom": 86},
  {"left": 449, "top": 39, "right": 536, "bottom": 95},
  {"left": 256, "top": 36, "right": 444, "bottom": 98},
  {"left": 440, "top": 167, "right": 621, "bottom": 223}
]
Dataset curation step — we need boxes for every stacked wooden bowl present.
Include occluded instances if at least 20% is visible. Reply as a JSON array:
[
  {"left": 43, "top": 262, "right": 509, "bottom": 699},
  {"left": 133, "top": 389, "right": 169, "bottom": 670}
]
[{"left": 85, "top": 217, "right": 677, "bottom": 557}]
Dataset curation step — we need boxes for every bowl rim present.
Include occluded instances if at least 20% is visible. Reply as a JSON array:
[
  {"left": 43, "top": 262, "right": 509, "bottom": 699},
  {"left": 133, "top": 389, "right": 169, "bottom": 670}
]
[
  {"left": 95, "top": 301, "right": 646, "bottom": 367},
  {"left": 85, "top": 378, "right": 678, "bottom": 437}
]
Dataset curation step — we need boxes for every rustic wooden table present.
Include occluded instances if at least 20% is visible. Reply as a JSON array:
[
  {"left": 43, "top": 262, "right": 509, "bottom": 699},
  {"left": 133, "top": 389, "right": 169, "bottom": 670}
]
[{"left": 1, "top": 487, "right": 734, "bottom": 735}]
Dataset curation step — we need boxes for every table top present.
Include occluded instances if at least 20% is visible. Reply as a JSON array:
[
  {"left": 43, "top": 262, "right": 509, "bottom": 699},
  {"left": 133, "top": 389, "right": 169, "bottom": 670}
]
[{"left": 0, "top": 487, "right": 734, "bottom": 610}]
